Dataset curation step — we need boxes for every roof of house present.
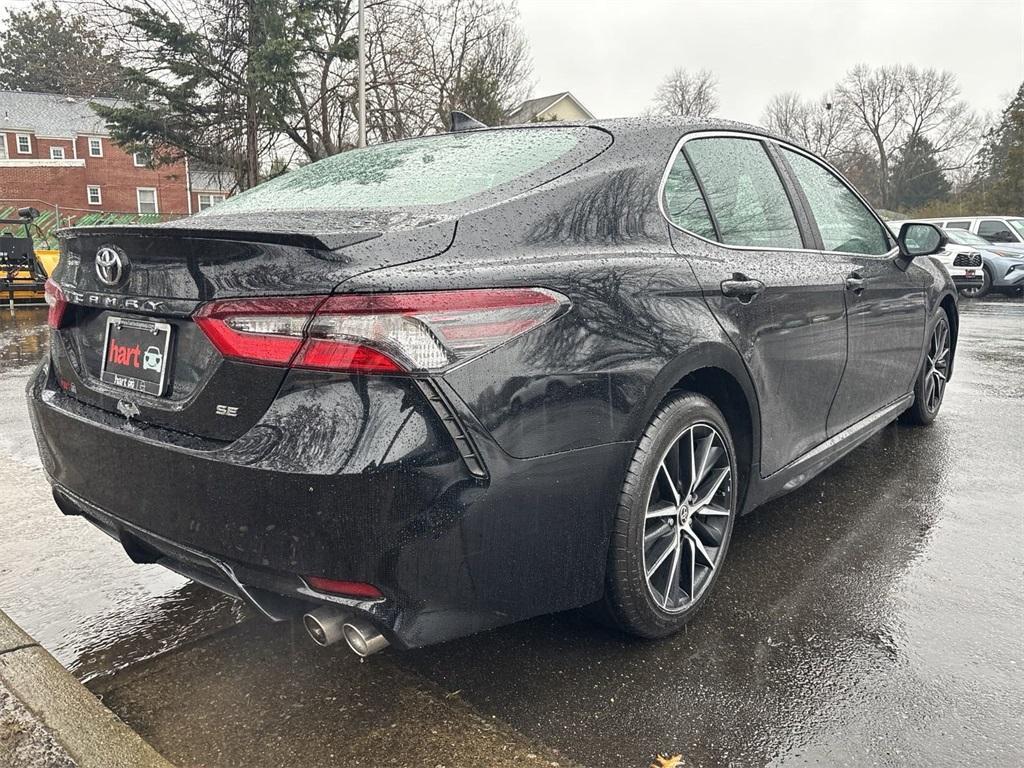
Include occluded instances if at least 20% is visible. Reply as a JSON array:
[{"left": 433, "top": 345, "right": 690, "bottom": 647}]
[
  {"left": 506, "top": 92, "right": 595, "bottom": 124},
  {"left": 0, "top": 90, "right": 118, "bottom": 138}
]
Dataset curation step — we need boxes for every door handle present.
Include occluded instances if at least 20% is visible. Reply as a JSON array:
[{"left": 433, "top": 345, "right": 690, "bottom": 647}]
[
  {"left": 845, "top": 274, "right": 865, "bottom": 294},
  {"left": 720, "top": 274, "right": 765, "bottom": 302}
]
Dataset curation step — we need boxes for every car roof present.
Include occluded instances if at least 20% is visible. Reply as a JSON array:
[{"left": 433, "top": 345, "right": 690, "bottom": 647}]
[{"left": 553, "top": 115, "right": 793, "bottom": 147}]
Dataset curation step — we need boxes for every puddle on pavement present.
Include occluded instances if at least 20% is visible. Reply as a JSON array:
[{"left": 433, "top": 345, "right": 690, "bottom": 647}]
[{"left": 0, "top": 306, "right": 242, "bottom": 681}]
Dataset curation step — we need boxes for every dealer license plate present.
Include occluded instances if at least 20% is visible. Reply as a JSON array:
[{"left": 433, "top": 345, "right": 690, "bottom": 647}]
[{"left": 100, "top": 316, "right": 173, "bottom": 396}]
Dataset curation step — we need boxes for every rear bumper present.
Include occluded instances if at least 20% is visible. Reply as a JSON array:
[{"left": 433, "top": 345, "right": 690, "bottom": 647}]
[{"left": 28, "top": 358, "right": 630, "bottom": 648}]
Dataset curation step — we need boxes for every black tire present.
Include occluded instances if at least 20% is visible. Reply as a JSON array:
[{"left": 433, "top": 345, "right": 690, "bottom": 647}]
[
  {"left": 601, "top": 392, "right": 738, "bottom": 638},
  {"left": 960, "top": 266, "right": 992, "bottom": 299},
  {"left": 903, "top": 310, "right": 952, "bottom": 426}
]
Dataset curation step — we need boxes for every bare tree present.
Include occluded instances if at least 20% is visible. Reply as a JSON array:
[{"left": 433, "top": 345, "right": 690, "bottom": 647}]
[
  {"left": 762, "top": 90, "right": 852, "bottom": 162},
  {"left": 651, "top": 68, "right": 717, "bottom": 119},
  {"left": 364, "top": 0, "right": 531, "bottom": 141},
  {"left": 836, "top": 63, "right": 980, "bottom": 207},
  {"left": 85, "top": 0, "right": 531, "bottom": 183}
]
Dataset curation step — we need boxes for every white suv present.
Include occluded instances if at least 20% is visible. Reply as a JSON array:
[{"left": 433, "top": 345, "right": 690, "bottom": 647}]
[
  {"left": 913, "top": 216, "right": 1024, "bottom": 245},
  {"left": 889, "top": 220, "right": 984, "bottom": 290}
]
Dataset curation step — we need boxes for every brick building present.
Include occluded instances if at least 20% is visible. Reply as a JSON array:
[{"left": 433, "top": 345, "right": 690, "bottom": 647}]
[{"left": 0, "top": 90, "right": 233, "bottom": 219}]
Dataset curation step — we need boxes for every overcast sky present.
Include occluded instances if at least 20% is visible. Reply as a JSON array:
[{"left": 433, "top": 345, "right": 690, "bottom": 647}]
[
  {"left": 0, "top": 0, "right": 1020, "bottom": 124},
  {"left": 517, "top": 0, "right": 1024, "bottom": 123}
]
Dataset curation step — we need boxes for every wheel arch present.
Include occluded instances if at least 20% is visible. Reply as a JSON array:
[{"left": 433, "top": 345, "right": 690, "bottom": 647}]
[{"left": 638, "top": 343, "right": 761, "bottom": 514}]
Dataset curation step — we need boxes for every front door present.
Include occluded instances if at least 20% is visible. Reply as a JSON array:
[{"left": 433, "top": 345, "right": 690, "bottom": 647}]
[
  {"left": 664, "top": 135, "right": 849, "bottom": 476},
  {"left": 775, "top": 146, "right": 927, "bottom": 434}
]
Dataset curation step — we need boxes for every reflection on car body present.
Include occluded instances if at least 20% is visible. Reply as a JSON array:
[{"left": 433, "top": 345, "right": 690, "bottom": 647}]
[{"left": 30, "top": 118, "right": 958, "bottom": 654}]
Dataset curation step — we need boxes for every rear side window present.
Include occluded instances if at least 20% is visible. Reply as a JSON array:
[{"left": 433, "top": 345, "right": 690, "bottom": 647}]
[
  {"left": 663, "top": 153, "right": 716, "bottom": 239},
  {"left": 684, "top": 137, "right": 803, "bottom": 249},
  {"left": 947, "top": 221, "right": 971, "bottom": 229},
  {"left": 781, "top": 148, "right": 890, "bottom": 255},
  {"left": 199, "top": 128, "right": 588, "bottom": 214}
]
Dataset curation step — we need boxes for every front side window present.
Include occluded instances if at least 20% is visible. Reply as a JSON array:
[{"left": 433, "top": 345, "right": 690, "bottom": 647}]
[
  {"left": 683, "top": 137, "right": 803, "bottom": 249},
  {"left": 16, "top": 134, "right": 31, "bottom": 154},
  {"left": 781, "top": 148, "right": 890, "bottom": 255},
  {"left": 137, "top": 187, "right": 158, "bottom": 213},
  {"left": 200, "top": 128, "right": 589, "bottom": 216},
  {"left": 663, "top": 152, "right": 716, "bottom": 240},
  {"left": 978, "top": 219, "right": 1017, "bottom": 243},
  {"left": 88, "top": 137, "right": 103, "bottom": 157},
  {"left": 1008, "top": 219, "right": 1024, "bottom": 239}
]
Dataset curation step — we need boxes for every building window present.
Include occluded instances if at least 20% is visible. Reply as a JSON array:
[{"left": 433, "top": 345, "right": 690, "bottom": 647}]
[
  {"left": 88, "top": 137, "right": 103, "bottom": 157},
  {"left": 16, "top": 134, "right": 31, "bottom": 154},
  {"left": 50, "top": 146, "right": 66, "bottom": 160},
  {"left": 87, "top": 186, "right": 102, "bottom": 205},
  {"left": 0, "top": 135, "right": 8, "bottom": 160},
  {"left": 133, "top": 151, "right": 148, "bottom": 167},
  {"left": 137, "top": 187, "right": 158, "bottom": 213},
  {"left": 197, "top": 193, "right": 226, "bottom": 211}
]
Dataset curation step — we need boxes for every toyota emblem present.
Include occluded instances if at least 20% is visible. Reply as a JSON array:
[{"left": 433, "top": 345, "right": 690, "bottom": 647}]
[{"left": 95, "top": 246, "right": 127, "bottom": 286}]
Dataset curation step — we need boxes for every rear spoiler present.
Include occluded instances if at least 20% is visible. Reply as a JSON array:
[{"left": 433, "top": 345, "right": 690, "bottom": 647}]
[{"left": 57, "top": 225, "right": 381, "bottom": 253}]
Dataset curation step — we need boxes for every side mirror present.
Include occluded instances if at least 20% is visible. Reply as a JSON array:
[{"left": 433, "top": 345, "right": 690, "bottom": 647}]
[{"left": 896, "top": 222, "right": 946, "bottom": 269}]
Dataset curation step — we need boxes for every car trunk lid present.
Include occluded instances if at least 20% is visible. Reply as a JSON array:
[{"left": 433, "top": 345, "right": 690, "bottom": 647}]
[{"left": 50, "top": 218, "right": 455, "bottom": 441}]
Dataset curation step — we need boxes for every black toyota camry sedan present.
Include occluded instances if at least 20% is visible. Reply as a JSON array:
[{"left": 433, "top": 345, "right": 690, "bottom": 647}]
[{"left": 29, "top": 118, "right": 957, "bottom": 655}]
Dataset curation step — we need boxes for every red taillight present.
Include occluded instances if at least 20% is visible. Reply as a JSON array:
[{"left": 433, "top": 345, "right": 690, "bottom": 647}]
[
  {"left": 193, "top": 297, "right": 322, "bottom": 366},
  {"left": 44, "top": 279, "right": 67, "bottom": 329},
  {"left": 194, "top": 288, "right": 568, "bottom": 374},
  {"left": 305, "top": 576, "right": 384, "bottom": 600}
]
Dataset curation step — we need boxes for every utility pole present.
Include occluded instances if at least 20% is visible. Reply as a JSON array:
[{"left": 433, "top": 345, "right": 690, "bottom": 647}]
[{"left": 357, "top": 0, "right": 366, "bottom": 148}]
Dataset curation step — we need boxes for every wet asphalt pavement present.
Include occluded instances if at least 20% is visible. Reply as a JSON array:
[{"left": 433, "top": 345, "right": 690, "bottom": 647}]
[{"left": 1, "top": 298, "right": 1022, "bottom": 767}]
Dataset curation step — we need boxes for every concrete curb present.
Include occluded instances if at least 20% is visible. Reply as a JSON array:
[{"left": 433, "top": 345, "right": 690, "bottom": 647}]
[{"left": 0, "top": 609, "right": 174, "bottom": 768}]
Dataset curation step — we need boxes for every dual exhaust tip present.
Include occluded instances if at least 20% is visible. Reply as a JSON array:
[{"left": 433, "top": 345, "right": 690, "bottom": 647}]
[{"left": 302, "top": 606, "right": 389, "bottom": 657}]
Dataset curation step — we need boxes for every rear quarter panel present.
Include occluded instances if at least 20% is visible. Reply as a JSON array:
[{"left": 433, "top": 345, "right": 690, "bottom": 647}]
[{"left": 339, "top": 152, "right": 747, "bottom": 459}]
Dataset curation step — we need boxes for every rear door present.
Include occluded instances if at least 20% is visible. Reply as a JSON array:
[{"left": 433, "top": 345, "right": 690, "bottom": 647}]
[
  {"left": 775, "top": 146, "right": 926, "bottom": 435},
  {"left": 664, "top": 134, "right": 850, "bottom": 476}
]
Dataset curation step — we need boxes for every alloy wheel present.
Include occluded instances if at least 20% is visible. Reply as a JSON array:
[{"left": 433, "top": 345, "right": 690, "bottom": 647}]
[
  {"left": 924, "top": 319, "right": 950, "bottom": 413},
  {"left": 642, "top": 423, "right": 734, "bottom": 613}
]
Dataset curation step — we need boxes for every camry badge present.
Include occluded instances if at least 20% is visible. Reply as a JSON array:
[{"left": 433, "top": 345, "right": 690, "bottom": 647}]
[{"left": 95, "top": 246, "right": 128, "bottom": 287}]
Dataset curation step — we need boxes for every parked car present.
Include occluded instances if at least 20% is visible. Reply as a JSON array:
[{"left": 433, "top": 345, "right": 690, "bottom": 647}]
[
  {"left": 942, "top": 227, "right": 1024, "bottom": 298},
  {"left": 889, "top": 220, "right": 983, "bottom": 292},
  {"left": 913, "top": 215, "right": 1024, "bottom": 245},
  {"left": 30, "top": 120, "right": 958, "bottom": 656}
]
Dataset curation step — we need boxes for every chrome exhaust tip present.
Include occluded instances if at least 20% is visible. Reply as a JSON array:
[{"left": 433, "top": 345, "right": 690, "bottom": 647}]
[
  {"left": 302, "top": 606, "right": 348, "bottom": 647},
  {"left": 341, "top": 618, "right": 389, "bottom": 657}
]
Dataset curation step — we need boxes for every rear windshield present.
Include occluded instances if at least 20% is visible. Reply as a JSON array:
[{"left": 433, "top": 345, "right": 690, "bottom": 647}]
[{"left": 199, "top": 128, "right": 586, "bottom": 215}]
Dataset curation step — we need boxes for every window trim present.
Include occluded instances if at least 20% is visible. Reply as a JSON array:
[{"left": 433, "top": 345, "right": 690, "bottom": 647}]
[
  {"left": 658, "top": 129, "right": 898, "bottom": 259},
  {"left": 49, "top": 146, "right": 66, "bottom": 160},
  {"left": 87, "top": 137, "right": 103, "bottom": 157},
  {"left": 133, "top": 151, "right": 147, "bottom": 167},
  {"left": 15, "top": 133, "right": 32, "bottom": 154},
  {"left": 86, "top": 185, "right": 102, "bottom": 205},
  {"left": 136, "top": 186, "right": 158, "bottom": 213}
]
